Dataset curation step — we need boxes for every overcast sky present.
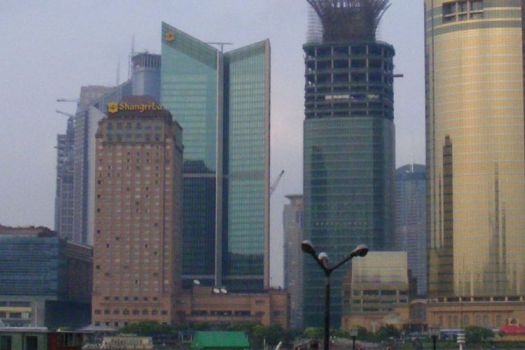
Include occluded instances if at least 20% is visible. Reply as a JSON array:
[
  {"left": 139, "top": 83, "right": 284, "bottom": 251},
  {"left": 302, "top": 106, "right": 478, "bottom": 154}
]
[{"left": 0, "top": 1, "right": 424, "bottom": 286}]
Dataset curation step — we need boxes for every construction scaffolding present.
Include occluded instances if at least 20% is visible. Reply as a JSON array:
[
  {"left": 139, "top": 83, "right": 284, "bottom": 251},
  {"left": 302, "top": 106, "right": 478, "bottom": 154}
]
[{"left": 306, "top": 0, "right": 391, "bottom": 42}]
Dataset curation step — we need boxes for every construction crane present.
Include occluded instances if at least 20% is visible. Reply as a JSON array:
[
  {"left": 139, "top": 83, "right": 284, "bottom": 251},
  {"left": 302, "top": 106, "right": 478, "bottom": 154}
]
[
  {"left": 56, "top": 98, "right": 79, "bottom": 103},
  {"left": 270, "top": 170, "right": 285, "bottom": 196},
  {"left": 56, "top": 110, "right": 75, "bottom": 118}
]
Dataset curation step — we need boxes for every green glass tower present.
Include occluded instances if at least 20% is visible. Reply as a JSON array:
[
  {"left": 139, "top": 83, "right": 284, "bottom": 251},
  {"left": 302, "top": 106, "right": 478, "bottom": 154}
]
[
  {"left": 161, "top": 23, "right": 270, "bottom": 291},
  {"left": 302, "top": 0, "right": 395, "bottom": 327}
]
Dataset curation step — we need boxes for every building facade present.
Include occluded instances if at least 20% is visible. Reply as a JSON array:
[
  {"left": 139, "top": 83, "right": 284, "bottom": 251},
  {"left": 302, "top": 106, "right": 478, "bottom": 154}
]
[
  {"left": 55, "top": 117, "right": 75, "bottom": 240},
  {"left": 91, "top": 96, "right": 183, "bottom": 327},
  {"left": 161, "top": 23, "right": 271, "bottom": 292},
  {"left": 176, "top": 286, "right": 288, "bottom": 329},
  {"left": 425, "top": 0, "right": 525, "bottom": 304},
  {"left": 0, "top": 226, "right": 92, "bottom": 327},
  {"left": 395, "top": 164, "right": 426, "bottom": 297},
  {"left": 283, "top": 194, "right": 304, "bottom": 329},
  {"left": 55, "top": 53, "right": 161, "bottom": 246},
  {"left": 341, "top": 252, "right": 409, "bottom": 331},
  {"left": 302, "top": 1, "right": 395, "bottom": 327}
]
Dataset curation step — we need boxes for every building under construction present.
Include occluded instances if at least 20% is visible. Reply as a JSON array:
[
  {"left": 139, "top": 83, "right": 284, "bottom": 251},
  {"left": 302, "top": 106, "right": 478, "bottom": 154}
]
[
  {"left": 306, "top": 0, "right": 390, "bottom": 42},
  {"left": 302, "top": 0, "right": 396, "bottom": 328}
]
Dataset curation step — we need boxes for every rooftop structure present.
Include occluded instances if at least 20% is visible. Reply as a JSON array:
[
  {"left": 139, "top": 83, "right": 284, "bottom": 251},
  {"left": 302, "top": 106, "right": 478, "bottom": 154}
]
[{"left": 306, "top": 0, "right": 390, "bottom": 42}]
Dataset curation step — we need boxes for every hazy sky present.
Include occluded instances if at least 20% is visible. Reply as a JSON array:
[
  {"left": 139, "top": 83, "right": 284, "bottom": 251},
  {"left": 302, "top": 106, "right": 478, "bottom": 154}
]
[{"left": 0, "top": 1, "right": 424, "bottom": 286}]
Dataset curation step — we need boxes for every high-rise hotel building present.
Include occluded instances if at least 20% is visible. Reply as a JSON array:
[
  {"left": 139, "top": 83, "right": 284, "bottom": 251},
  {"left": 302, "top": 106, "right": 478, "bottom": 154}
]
[
  {"left": 426, "top": 0, "right": 525, "bottom": 328},
  {"left": 161, "top": 23, "right": 270, "bottom": 292},
  {"left": 303, "top": 0, "right": 395, "bottom": 327},
  {"left": 92, "top": 96, "right": 183, "bottom": 327}
]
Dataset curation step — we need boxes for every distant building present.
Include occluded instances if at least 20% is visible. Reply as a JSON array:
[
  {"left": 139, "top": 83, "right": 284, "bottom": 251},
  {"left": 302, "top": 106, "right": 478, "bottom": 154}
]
[
  {"left": 341, "top": 252, "right": 409, "bottom": 332},
  {"left": 427, "top": 296, "right": 525, "bottom": 330},
  {"left": 92, "top": 96, "right": 183, "bottom": 327},
  {"left": 161, "top": 23, "right": 271, "bottom": 292},
  {"left": 55, "top": 53, "right": 161, "bottom": 246},
  {"left": 283, "top": 194, "right": 304, "bottom": 329},
  {"left": 395, "top": 164, "right": 426, "bottom": 296},
  {"left": 131, "top": 53, "right": 161, "bottom": 101},
  {"left": 55, "top": 117, "right": 75, "bottom": 240},
  {"left": 303, "top": 0, "right": 395, "bottom": 327},
  {"left": 0, "top": 225, "right": 92, "bottom": 328},
  {"left": 176, "top": 285, "right": 288, "bottom": 329}
]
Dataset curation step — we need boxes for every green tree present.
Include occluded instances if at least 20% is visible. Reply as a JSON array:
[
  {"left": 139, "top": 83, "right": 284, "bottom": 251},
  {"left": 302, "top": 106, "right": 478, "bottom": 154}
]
[
  {"left": 356, "top": 326, "right": 370, "bottom": 341},
  {"left": 120, "top": 321, "right": 174, "bottom": 335},
  {"left": 375, "top": 325, "right": 401, "bottom": 341},
  {"left": 303, "top": 327, "right": 323, "bottom": 340},
  {"left": 465, "top": 326, "right": 494, "bottom": 344}
]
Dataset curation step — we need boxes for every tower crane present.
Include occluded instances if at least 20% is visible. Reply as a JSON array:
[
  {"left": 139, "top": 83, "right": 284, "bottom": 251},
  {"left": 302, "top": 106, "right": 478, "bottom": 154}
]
[
  {"left": 56, "top": 98, "right": 79, "bottom": 103},
  {"left": 270, "top": 170, "right": 285, "bottom": 196},
  {"left": 56, "top": 110, "right": 75, "bottom": 118}
]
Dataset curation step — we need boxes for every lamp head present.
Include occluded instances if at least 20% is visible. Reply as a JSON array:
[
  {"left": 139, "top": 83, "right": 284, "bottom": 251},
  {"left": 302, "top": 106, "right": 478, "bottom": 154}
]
[
  {"left": 351, "top": 244, "right": 369, "bottom": 258},
  {"left": 318, "top": 252, "right": 329, "bottom": 262},
  {"left": 318, "top": 252, "right": 329, "bottom": 268},
  {"left": 301, "top": 240, "right": 316, "bottom": 255}
]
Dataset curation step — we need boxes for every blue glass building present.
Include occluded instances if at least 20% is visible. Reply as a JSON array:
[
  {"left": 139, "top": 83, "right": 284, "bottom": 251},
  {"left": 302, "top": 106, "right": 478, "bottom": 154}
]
[{"left": 161, "top": 23, "right": 270, "bottom": 292}]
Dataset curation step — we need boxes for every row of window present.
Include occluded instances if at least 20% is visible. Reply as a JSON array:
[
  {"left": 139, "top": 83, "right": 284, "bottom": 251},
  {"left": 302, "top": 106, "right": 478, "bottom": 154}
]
[
  {"left": 94, "top": 308, "right": 168, "bottom": 316},
  {"left": 443, "top": 0, "right": 484, "bottom": 23}
]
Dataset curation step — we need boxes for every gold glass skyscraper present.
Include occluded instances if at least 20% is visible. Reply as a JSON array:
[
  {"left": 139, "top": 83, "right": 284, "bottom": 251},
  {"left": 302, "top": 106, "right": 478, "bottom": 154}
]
[{"left": 426, "top": 0, "right": 525, "bottom": 299}]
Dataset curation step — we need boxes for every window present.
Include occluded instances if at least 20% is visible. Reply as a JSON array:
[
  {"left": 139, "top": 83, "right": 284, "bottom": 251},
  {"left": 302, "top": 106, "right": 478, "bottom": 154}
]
[
  {"left": 1, "top": 336, "right": 12, "bottom": 350},
  {"left": 25, "top": 336, "right": 38, "bottom": 350},
  {"left": 443, "top": 1, "right": 483, "bottom": 22}
]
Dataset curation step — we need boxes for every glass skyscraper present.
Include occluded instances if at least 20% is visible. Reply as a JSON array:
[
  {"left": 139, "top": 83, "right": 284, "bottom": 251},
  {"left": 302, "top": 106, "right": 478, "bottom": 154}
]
[
  {"left": 426, "top": 0, "right": 525, "bottom": 299},
  {"left": 395, "top": 164, "right": 427, "bottom": 297},
  {"left": 302, "top": 1, "right": 395, "bottom": 327},
  {"left": 161, "top": 23, "right": 270, "bottom": 292}
]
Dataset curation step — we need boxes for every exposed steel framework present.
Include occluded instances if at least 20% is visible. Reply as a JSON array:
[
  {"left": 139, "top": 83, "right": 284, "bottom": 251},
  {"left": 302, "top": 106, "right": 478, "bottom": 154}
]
[{"left": 306, "top": 0, "right": 390, "bottom": 42}]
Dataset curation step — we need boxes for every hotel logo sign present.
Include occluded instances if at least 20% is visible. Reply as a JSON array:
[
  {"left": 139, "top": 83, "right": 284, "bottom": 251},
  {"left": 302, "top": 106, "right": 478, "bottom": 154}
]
[
  {"left": 165, "top": 31, "right": 176, "bottom": 42},
  {"left": 107, "top": 101, "right": 164, "bottom": 114}
]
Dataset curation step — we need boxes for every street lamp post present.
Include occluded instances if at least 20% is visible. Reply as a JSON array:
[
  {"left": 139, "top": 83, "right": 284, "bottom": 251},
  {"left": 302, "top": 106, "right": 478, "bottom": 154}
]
[
  {"left": 430, "top": 328, "right": 439, "bottom": 350},
  {"left": 349, "top": 329, "right": 358, "bottom": 350},
  {"left": 301, "top": 240, "right": 368, "bottom": 350}
]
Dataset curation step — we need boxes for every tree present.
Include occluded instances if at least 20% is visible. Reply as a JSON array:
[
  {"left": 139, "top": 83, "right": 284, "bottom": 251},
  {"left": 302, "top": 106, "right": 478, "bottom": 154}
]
[
  {"left": 465, "top": 326, "right": 494, "bottom": 344},
  {"left": 120, "top": 321, "right": 174, "bottom": 335},
  {"left": 375, "top": 325, "right": 401, "bottom": 341},
  {"left": 303, "top": 327, "right": 323, "bottom": 340}
]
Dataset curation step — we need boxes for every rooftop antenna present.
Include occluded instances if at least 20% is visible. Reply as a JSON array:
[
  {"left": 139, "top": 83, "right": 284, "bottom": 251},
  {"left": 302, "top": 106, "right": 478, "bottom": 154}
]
[
  {"left": 128, "top": 34, "right": 135, "bottom": 79},
  {"left": 116, "top": 58, "right": 120, "bottom": 85}
]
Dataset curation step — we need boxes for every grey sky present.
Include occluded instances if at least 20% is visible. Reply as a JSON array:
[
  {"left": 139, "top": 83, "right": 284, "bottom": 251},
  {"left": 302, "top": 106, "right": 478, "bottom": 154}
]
[{"left": 0, "top": 1, "right": 424, "bottom": 286}]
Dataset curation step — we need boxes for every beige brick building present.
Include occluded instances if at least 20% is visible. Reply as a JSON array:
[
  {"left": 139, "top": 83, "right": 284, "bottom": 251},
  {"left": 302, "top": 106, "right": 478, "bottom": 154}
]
[
  {"left": 175, "top": 286, "right": 289, "bottom": 328},
  {"left": 92, "top": 96, "right": 183, "bottom": 327}
]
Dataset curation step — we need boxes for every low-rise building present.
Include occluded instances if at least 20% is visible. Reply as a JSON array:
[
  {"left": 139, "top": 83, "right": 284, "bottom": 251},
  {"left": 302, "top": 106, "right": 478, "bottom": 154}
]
[
  {"left": 0, "top": 225, "right": 92, "bottom": 328},
  {"left": 341, "top": 252, "right": 409, "bottom": 332},
  {"left": 427, "top": 296, "right": 525, "bottom": 330},
  {"left": 176, "top": 286, "right": 288, "bottom": 328}
]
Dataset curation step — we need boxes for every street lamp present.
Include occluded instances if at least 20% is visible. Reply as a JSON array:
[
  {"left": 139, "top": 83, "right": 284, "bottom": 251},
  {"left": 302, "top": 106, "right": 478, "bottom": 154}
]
[
  {"left": 301, "top": 240, "right": 368, "bottom": 350},
  {"left": 430, "top": 328, "right": 439, "bottom": 350},
  {"left": 349, "top": 328, "right": 358, "bottom": 350}
]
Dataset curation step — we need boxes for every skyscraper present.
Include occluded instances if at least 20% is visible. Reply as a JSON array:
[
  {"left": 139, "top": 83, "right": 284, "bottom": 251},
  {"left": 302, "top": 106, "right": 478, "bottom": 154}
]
[
  {"left": 425, "top": 1, "right": 525, "bottom": 327},
  {"left": 161, "top": 23, "right": 270, "bottom": 292},
  {"left": 92, "top": 96, "right": 183, "bottom": 327},
  {"left": 55, "top": 53, "right": 161, "bottom": 245},
  {"left": 302, "top": 0, "right": 395, "bottom": 327},
  {"left": 395, "top": 164, "right": 426, "bottom": 297},
  {"left": 55, "top": 117, "right": 75, "bottom": 240},
  {"left": 283, "top": 194, "right": 304, "bottom": 329}
]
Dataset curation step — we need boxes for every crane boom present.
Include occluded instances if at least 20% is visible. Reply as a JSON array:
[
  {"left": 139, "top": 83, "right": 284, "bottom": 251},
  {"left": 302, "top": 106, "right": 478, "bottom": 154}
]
[
  {"left": 270, "top": 170, "right": 285, "bottom": 196},
  {"left": 56, "top": 109, "right": 75, "bottom": 118}
]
